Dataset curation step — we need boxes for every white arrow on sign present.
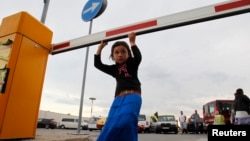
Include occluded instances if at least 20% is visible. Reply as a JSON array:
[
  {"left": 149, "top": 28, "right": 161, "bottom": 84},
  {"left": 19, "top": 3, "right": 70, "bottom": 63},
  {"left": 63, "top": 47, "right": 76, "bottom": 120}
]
[{"left": 83, "top": 2, "right": 100, "bottom": 14}]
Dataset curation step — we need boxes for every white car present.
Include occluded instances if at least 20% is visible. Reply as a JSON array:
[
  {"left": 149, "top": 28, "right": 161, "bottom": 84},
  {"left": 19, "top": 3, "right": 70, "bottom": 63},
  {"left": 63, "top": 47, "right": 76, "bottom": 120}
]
[
  {"left": 138, "top": 114, "right": 151, "bottom": 133},
  {"left": 88, "top": 116, "right": 101, "bottom": 131},
  {"left": 149, "top": 115, "right": 178, "bottom": 134},
  {"left": 59, "top": 117, "right": 87, "bottom": 130}
]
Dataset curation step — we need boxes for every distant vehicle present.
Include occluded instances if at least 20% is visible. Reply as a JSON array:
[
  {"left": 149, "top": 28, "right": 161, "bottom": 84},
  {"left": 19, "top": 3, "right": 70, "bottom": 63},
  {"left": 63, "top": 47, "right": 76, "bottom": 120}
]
[
  {"left": 186, "top": 116, "right": 204, "bottom": 134},
  {"left": 37, "top": 118, "right": 57, "bottom": 129},
  {"left": 203, "top": 99, "right": 234, "bottom": 127},
  {"left": 96, "top": 117, "right": 107, "bottom": 130},
  {"left": 138, "top": 114, "right": 151, "bottom": 133},
  {"left": 58, "top": 117, "right": 88, "bottom": 130},
  {"left": 82, "top": 120, "right": 89, "bottom": 130},
  {"left": 149, "top": 115, "right": 178, "bottom": 134},
  {"left": 88, "top": 116, "right": 101, "bottom": 131}
]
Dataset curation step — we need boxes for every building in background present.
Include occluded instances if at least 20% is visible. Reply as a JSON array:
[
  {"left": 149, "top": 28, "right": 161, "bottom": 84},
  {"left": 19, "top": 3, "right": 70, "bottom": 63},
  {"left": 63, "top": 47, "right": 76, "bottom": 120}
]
[{"left": 38, "top": 110, "right": 90, "bottom": 126}]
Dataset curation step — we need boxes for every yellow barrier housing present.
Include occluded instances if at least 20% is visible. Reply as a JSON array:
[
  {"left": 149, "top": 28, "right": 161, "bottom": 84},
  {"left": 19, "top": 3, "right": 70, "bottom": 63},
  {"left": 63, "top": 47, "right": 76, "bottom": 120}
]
[{"left": 0, "top": 11, "right": 52, "bottom": 140}]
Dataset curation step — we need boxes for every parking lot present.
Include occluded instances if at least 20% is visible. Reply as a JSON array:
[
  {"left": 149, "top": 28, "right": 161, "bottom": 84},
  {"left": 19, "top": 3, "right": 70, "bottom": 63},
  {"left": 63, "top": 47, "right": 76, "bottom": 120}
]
[{"left": 20, "top": 128, "right": 207, "bottom": 141}]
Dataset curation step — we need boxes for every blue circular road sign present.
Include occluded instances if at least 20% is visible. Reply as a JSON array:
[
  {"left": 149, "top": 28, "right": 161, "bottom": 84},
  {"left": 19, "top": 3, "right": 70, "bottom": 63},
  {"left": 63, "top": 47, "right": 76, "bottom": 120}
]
[{"left": 81, "top": 0, "right": 107, "bottom": 22}]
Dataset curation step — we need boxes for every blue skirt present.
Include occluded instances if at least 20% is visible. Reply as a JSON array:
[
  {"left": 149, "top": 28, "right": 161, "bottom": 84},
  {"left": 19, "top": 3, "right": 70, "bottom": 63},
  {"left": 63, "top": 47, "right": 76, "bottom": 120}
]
[{"left": 97, "top": 93, "right": 142, "bottom": 141}]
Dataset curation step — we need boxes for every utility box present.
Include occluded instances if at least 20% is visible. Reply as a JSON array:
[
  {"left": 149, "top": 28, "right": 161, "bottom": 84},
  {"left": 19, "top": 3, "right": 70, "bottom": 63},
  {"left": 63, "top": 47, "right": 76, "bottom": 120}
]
[{"left": 0, "top": 11, "right": 53, "bottom": 140}]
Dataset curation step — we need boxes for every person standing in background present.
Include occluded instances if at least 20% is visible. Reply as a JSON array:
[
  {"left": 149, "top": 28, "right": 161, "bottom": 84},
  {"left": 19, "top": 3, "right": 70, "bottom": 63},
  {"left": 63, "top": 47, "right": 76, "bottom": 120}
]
[
  {"left": 179, "top": 111, "right": 187, "bottom": 134},
  {"left": 191, "top": 110, "right": 200, "bottom": 134},
  {"left": 234, "top": 88, "right": 250, "bottom": 125}
]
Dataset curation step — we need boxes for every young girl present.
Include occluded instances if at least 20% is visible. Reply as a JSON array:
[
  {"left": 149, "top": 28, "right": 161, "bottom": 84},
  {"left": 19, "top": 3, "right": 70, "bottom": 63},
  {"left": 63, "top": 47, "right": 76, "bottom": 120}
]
[{"left": 94, "top": 32, "right": 142, "bottom": 141}]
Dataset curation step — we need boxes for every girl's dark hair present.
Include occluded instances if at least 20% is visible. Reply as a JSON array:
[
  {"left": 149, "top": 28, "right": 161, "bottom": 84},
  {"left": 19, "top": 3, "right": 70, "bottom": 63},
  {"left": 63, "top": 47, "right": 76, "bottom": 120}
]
[{"left": 110, "top": 41, "right": 132, "bottom": 60}]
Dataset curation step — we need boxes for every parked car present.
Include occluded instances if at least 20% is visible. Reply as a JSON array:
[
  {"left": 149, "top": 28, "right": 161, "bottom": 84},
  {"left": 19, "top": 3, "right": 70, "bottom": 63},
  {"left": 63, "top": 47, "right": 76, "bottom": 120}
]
[
  {"left": 138, "top": 114, "right": 151, "bottom": 133},
  {"left": 88, "top": 116, "right": 101, "bottom": 131},
  {"left": 37, "top": 118, "right": 57, "bottom": 129},
  {"left": 58, "top": 117, "right": 87, "bottom": 130},
  {"left": 149, "top": 115, "right": 178, "bottom": 134},
  {"left": 96, "top": 117, "right": 107, "bottom": 130},
  {"left": 186, "top": 116, "right": 204, "bottom": 134}
]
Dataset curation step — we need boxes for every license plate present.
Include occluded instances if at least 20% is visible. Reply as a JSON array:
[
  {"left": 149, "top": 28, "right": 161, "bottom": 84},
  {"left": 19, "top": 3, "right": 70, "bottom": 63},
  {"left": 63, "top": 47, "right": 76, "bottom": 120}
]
[{"left": 162, "top": 127, "right": 169, "bottom": 129}]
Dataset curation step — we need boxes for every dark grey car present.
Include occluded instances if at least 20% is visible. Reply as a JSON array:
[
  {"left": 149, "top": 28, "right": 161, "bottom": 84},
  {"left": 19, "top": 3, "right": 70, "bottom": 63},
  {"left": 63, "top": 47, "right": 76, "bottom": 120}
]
[
  {"left": 186, "top": 116, "right": 204, "bottom": 134},
  {"left": 37, "top": 118, "right": 57, "bottom": 129}
]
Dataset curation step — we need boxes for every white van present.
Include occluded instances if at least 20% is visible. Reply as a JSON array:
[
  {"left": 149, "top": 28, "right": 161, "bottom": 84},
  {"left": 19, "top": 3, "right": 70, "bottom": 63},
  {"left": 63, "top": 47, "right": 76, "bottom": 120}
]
[{"left": 59, "top": 117, "right": 88, "bottom": 130}]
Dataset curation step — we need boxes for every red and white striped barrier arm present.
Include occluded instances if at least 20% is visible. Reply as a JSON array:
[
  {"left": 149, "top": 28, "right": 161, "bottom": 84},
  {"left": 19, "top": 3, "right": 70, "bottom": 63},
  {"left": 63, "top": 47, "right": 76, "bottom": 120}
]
[{"left": 52, "top": 0, "right": 250, "bottom": 55}]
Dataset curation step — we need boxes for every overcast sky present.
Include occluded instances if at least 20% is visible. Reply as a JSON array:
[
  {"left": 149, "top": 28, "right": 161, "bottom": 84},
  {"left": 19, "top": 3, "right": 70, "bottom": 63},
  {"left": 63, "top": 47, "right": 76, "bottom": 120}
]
[{"left": 1, "top": 0, "right": 250, "bottom": 119}]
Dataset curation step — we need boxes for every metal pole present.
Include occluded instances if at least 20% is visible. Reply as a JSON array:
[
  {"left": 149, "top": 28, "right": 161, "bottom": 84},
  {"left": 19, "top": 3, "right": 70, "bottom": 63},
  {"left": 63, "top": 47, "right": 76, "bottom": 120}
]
[
  {"left": 41, "top": 0, "right": 50, "bottom": 23},
  {"left": 89, "top": 97, "right": 96, "bottom": 117},
  {"left": 77, "top": 20, "right": 93, "bottom": 134},
  {"left": 90, "top": 100, "right": 93, "bottom": 117}
]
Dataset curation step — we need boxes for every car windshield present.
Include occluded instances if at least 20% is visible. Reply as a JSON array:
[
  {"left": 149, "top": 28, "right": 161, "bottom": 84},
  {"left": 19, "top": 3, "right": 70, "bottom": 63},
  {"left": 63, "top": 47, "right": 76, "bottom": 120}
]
[
  {"left": 138, "top": 115, "right": 146, "bottom": 121},
  {"left": 218, "top": 101, "right": 233, "bottom": 114},
  {"left": 158, "top": 116, "right": 175, "bottom": 121},
  {"left": 89, "top": 117, "right": 100, "bottom": 124}
]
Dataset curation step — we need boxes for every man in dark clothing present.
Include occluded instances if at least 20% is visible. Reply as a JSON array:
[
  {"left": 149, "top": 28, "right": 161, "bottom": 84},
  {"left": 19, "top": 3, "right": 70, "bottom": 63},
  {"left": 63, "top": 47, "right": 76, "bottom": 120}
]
[
  {"left": 191, "top": 110, "right": 200, "bottom": 134},
  {"left": 234, "top": 88, "right": 250, "bottom": 115}
]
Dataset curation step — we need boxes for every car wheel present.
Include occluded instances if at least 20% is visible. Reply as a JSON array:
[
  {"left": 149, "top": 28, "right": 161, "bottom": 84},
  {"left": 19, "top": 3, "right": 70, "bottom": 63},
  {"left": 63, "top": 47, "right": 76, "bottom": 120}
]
[{"left": 60, "top": 125, "right": 65, "bottom": 129}]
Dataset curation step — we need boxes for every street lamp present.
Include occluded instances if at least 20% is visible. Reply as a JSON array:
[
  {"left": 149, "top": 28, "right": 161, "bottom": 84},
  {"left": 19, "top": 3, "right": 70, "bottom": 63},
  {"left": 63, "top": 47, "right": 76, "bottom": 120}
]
[{"left": 89, "top": 97, "right": 96, "bottom": 117}]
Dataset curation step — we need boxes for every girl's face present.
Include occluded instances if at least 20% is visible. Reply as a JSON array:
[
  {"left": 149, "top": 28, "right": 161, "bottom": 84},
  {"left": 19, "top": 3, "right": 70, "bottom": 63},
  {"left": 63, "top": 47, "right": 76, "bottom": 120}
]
[{"left": 112, "top": 45, "right": 129, "bottom": 64}]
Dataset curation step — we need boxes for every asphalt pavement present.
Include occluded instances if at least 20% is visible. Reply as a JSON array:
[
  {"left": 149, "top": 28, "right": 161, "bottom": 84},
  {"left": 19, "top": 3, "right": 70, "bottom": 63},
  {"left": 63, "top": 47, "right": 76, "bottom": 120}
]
[
  {"left": 4, "top": 128, "right": 207, "bottom": 141},
  {"left": 19, "top": 129, "right": 97, "bottom": 141}
]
